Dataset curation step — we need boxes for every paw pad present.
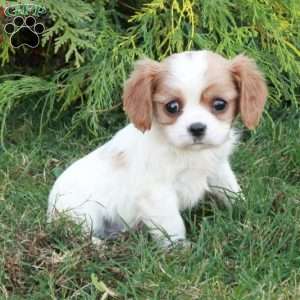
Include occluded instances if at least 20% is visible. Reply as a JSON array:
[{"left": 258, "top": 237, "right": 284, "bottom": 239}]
[{"left": 4, "top": 16, "right": 45, "bottom": 48}]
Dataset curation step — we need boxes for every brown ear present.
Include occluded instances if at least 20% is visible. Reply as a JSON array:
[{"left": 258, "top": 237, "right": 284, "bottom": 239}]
[
  {"left": 231, "top": 55, "right": 268, "bottom": 129},
  {"left": 122, "top": 59, "right": 161, "bottom": 132}
]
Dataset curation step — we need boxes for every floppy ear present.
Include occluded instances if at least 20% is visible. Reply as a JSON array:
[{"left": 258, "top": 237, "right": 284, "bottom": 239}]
[
  {"left": 231, "top": 55, "right": 268, "bottom": 129},
  {"left": 122, "top": 59, "right": 161, "bottom": 132}
]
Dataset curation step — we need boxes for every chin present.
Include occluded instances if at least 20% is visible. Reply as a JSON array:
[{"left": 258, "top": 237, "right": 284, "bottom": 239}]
[{"left": 48, "top": 50, "right": 267, "bottom": 247}]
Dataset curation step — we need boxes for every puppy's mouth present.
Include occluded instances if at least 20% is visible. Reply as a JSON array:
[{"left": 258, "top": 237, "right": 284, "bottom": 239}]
[
  {"left": 192, "top": 138, "right": 204, "bottom": 145},
  {"left": 192, "top": 137, "right": 207, "bottom": 145},
  {"left": 191, "top": 138, "right": 217, "bottom": 148},
  {"left": 174, "top": 134, "right": 217, "bottom": 149}
]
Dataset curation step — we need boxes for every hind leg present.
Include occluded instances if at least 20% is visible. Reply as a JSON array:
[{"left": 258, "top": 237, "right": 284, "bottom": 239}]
[{"left": 48, "top": 194, "right": 106, "bottom": 237}]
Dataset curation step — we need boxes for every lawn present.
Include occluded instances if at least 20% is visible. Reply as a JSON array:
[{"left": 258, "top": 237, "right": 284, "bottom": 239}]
[{"left": 0, "top": 108, "right": 299, "bottom": 299}]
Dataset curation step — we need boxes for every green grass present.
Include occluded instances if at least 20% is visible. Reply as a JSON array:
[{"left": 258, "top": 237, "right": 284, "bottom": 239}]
[{"left": 0, "top": 109, "right": 299, "bottom": 299}]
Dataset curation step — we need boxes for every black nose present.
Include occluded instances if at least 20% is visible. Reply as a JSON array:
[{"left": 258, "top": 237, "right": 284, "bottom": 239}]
[{"left": 188, "top": 122, "right": 207, "bottom": 138}]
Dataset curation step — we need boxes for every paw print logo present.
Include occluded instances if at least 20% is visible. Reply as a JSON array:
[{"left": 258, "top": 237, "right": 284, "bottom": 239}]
[{"left": 4, "top": 16, "right": 45, "bottom": 48}]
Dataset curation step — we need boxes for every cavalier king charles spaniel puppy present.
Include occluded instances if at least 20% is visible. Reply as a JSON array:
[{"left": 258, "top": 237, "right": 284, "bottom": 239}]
[{"left": 48, "top": 50, "right": 267, "bottom": 247}]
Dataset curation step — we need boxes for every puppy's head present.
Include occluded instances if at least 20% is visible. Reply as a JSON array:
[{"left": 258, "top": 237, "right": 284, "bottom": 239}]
[{"left": 123, "top": 50, "right": 267, "bottom": 149}]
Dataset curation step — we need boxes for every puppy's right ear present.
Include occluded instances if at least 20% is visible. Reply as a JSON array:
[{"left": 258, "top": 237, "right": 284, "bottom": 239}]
[{"left": 123, "top": 59, "right": 161, "bottom": 132}]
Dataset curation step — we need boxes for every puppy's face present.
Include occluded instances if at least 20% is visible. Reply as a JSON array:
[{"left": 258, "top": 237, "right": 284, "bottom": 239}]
[{"left": 123, "top": 51, "right": 268, "bottom": 149}]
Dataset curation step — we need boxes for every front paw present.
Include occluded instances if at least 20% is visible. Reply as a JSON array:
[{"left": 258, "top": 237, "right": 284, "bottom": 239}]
[
  {"left": 173, "top": 239, "right": 193, "bottom": 249},
  {"left": 160, "top": 238, "right": 193, "bottom": 250}
]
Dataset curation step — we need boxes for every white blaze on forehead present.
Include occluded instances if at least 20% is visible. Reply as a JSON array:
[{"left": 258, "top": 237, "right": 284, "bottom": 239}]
[{"left": 163, "top": 50, "right": 209, "bottom": 104}]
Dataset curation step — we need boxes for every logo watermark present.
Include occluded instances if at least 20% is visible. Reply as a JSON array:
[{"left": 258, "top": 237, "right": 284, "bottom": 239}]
[
  {"left": 5, "top": 3, "right": 46, "bottom": 17},
  {"left": 2, "top": 2, "right": 47, "bottom": 48}
]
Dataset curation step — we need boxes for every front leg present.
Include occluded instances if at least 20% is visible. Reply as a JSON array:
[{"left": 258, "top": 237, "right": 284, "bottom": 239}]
[
  {"left": 208, "top": 161, "right": 242, "bottom": 208},
  {"left": 138, "top": 187, "right": 186, "bottom": 247}
]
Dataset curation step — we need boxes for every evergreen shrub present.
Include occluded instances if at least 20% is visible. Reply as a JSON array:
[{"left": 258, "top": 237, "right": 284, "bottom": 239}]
[{"left": 0, "top": 0, "right": 299, "bottom": 139}]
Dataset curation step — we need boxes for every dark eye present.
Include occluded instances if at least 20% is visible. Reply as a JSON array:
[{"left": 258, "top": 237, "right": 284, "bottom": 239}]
[
  {"left": 212, "top": 98, "right": 227, "bottom": 112},
  {"left": 165, "top": 99, "right": 181, "bottom": 115}
]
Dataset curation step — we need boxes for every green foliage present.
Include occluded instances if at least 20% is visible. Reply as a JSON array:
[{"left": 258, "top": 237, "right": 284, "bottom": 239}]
[
  {"left": 0, "top": 75, "right": 56, "bottom": 145},
  {"left": 0, "top": 0, "right": 299, "bottom": 139},
  {"left": 41, "top": 0, "right": 96, "bottom": 67}
]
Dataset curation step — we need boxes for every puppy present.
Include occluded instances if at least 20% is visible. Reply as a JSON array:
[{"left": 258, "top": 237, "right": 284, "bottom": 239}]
[{"left": 48, "top": 50, "right": 267, "bottom": 247}]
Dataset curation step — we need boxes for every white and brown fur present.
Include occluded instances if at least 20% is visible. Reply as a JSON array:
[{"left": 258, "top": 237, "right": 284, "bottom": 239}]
[{"left": 48, "top": 50, "right": 267, "bottom": 247}]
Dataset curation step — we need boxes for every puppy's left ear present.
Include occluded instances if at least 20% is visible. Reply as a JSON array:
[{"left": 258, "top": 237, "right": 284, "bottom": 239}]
[
  {"left": 231, "top": 55, "right": 268, "bottom": 129},
  {"left": 123, "top": 59, "right": 161, "bottom": 132}
]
